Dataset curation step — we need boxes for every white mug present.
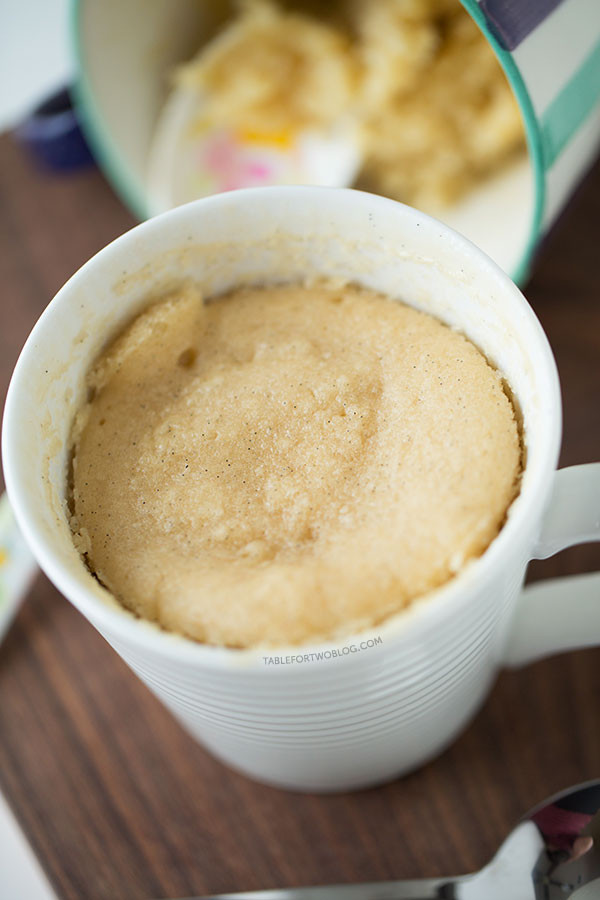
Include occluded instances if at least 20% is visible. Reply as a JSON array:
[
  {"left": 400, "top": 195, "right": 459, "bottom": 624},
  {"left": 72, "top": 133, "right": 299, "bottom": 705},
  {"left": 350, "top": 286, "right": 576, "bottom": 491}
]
[{"left": 3, "top": 187, "right": 599, "bottom": 792}]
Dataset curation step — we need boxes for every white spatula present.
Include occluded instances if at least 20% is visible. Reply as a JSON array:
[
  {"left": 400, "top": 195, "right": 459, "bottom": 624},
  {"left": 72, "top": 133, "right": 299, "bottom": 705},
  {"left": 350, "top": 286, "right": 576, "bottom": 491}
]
[{"left": 146, "top": 86, "right": 362, "bottom": 215}]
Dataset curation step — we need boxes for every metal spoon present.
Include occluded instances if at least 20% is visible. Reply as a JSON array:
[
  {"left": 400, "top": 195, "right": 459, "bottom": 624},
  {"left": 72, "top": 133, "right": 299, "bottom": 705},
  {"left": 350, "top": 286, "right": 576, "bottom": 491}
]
[{"left": 185, "top": 780, "right": 600, "bottom": 900}]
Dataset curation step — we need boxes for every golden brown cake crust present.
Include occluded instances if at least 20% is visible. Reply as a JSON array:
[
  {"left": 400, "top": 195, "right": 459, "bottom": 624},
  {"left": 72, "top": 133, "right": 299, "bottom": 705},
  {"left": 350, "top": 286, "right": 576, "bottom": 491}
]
[{"left": 70, "top": 283, "right": 521, "bottom": 647}]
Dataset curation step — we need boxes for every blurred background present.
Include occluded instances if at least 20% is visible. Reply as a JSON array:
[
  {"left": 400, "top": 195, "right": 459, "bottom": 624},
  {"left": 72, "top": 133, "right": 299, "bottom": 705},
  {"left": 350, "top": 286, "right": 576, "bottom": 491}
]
[
  {"left": 0, "top": 0, "right": 72, "bottom": 129},
  {"left": 3, "top": 0, "right": 600, "bottom": 282}
]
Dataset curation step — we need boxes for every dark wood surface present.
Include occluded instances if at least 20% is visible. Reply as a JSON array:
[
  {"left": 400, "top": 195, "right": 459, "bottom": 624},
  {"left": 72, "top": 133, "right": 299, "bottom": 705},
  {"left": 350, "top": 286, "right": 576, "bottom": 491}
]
[{"left": 0, "top": 132, "right": 599, "bottom": 900}]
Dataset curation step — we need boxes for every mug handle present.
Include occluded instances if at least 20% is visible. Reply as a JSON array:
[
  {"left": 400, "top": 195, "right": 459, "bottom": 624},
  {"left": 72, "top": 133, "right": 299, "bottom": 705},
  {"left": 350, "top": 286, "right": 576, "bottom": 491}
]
[{"left": 503, "top": 464, "right": 600, "bottom": 667}]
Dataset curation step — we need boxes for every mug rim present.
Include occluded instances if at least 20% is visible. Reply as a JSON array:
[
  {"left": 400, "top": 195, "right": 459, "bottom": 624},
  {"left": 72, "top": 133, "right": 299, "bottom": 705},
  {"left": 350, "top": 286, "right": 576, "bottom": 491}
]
[{"left": 1, "top": 186, "right": 562, "bottom": 669}]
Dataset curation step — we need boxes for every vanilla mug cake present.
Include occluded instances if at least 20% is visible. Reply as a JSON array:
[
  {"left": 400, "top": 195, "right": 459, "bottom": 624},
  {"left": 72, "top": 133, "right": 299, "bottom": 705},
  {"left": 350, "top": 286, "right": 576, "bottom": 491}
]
[
  {"left": 69, "top": 281, "right": 521, "bottom": 648},
  {"left": 4, "top": 188, "right": 599, "bottom": 791}
]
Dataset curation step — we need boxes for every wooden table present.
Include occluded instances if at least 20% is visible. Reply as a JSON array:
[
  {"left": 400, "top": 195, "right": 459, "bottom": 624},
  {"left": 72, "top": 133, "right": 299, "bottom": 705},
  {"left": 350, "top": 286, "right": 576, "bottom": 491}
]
[{"left": 0, "top": 133, "right": 599, "bottom": 900}]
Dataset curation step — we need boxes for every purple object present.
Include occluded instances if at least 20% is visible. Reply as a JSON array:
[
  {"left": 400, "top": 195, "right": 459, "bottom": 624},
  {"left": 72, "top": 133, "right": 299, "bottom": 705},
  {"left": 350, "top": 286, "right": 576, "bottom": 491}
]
[
  {"left": 481, "top": 0, "right": 563, "bottom": 50},
  {"left": 15, "top": 87, "right": 95, "bottom": 172}
]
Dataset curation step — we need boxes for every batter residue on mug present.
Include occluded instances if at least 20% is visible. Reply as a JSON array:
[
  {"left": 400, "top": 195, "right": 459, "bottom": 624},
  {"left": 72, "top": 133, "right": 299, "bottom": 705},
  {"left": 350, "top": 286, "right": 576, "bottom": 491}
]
[{"left": 69, "top": 282, "right": 521, "bottom": 647}]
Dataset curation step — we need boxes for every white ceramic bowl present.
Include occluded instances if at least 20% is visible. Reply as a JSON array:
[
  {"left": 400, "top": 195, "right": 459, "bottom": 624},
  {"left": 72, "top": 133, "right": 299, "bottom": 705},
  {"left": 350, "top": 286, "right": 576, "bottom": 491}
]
[
  {"left": 71, "top": 0, "right": 536, "bottom": 280},
  {"left": 71, "top": 1, "right": 600, "bottom": 282}
]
